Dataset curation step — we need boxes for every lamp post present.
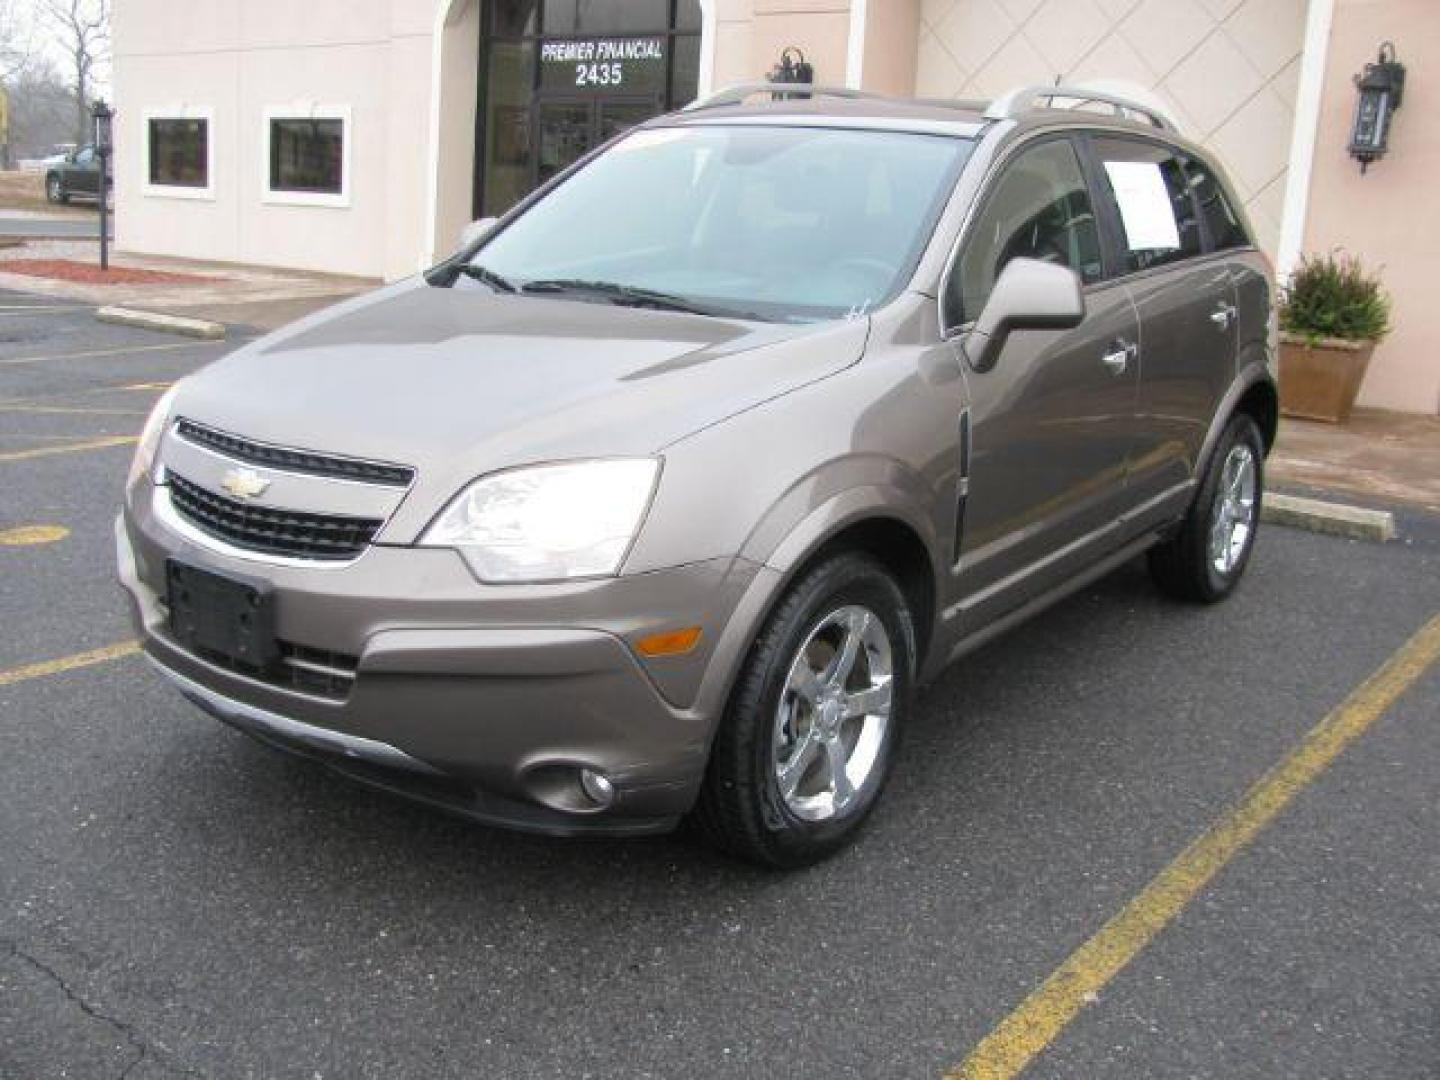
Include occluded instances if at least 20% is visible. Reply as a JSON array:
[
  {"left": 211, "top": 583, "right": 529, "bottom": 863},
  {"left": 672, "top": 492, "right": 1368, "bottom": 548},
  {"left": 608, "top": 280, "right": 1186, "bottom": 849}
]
[{"left": 92, "top": 100, "right": 113, "bottom": 271}]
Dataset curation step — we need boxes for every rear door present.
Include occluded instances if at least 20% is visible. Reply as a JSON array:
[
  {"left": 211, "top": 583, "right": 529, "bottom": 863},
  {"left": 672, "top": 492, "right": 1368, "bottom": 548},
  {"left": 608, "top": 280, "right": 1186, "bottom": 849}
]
[
  {"left": 944, "top": 134, "right": 1141, "bottom": 630},
  {"left": 1087, "top": 135, "right": 1237, "bottom": 506}
]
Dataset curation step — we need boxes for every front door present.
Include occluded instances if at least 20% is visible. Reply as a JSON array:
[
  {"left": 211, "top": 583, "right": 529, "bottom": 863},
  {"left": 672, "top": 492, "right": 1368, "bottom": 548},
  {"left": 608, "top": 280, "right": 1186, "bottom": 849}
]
[
  {"left": 532, "top": 96, "right": 659, "bottom": 188},
  {"left": 944, "top": 136, "right": 1141, "bottom": 632}
]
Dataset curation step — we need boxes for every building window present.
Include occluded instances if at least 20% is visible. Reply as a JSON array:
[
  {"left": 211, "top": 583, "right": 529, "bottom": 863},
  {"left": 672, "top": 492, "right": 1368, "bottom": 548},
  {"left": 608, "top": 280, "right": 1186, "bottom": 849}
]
[
  {"left": 264, "top": 107, "right": 350, "bottom": 207},
  {"left": 145, "top": 113, "right": 213, "bottom": 198}
]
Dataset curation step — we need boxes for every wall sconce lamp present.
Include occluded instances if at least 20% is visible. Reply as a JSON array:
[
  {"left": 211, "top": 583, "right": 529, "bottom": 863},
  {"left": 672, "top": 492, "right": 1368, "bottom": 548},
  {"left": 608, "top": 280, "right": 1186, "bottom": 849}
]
[
  {"left": 1349, "top": 42, "right": 1405, "bottom": 173},
  {"left": 769, "top": 46, "right": 814, "bottom": 86}
]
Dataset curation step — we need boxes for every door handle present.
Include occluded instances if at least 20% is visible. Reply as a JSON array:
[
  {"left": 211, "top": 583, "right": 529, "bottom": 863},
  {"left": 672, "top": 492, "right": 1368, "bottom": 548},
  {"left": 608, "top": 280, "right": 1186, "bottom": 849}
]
[
  {"left": 1210, "top": 303, "right": 1237, "bottom": 329},
  {"left": 1101, "top": 344, "right": 1131, "bottom": 375}
]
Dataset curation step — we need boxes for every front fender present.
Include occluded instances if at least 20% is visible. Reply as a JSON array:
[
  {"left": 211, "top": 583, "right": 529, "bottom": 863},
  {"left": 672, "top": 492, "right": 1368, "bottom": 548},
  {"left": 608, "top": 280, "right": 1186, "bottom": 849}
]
[{"left": 687, "top": 476, "right": 944, "bottom": 728}]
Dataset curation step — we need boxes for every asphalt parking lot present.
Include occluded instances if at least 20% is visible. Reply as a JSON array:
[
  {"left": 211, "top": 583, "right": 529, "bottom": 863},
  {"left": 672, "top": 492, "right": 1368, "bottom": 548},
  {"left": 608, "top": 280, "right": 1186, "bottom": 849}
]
[{"left": 2, "top": 286, "right": 1438, "bottom": 1080}]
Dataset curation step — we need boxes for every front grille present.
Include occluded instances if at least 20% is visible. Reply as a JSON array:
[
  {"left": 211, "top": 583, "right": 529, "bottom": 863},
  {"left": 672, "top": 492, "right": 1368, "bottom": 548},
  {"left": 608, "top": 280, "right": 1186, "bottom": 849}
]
[
  {"left": 175, "top": 418, "right": 415, "bottom": 487},
  {"left": 168, "top": 473, "right": 382, "bottom": 561},
  {"left": 190, "top": 639, "right": 358, "bottom": 701}
]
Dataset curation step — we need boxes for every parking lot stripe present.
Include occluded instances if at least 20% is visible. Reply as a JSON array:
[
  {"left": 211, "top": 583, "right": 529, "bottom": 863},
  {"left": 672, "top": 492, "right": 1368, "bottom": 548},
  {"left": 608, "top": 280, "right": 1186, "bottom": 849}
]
[
  {"left": 0, "top": 341, "right": 224, "bottom": 367},
  {"left": 0, "top": 641, "right": 140, "bottom": 689},
  {"left": 948, "top": 611, "right": 1440, "bottom": 1080},
  {"left": 0, "top": 435, "right": 137, "bottom": 462},
  {"left": 0, "top": 404, "right": 147, "bottom": 415}
]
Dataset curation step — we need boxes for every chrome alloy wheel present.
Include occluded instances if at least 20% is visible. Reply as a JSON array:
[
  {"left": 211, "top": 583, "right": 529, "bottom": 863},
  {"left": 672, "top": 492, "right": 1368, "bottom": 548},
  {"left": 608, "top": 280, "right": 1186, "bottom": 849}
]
[
  {"left": 772, "top": 605, "right": 894, "bottom": 822},
  {"left": 1210, "top": 443, "right": 1257, "bottom": 575}
]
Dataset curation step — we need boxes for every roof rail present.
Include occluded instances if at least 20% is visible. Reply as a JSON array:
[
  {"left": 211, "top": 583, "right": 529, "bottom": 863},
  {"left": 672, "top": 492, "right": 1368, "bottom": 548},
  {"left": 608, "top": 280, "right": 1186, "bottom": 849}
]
[
  {"left": 984, "top": 84, "right": 1177, "bottom": 132},
  {"left": 683, "top": 82, "right": 888, "bottom": 112}
]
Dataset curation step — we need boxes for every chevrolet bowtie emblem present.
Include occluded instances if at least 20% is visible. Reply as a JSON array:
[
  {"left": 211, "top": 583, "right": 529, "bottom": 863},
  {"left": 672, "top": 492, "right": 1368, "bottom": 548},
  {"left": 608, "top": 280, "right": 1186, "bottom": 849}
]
[{"left": 220, "top": 467, "right": 271, "bottom": 500}]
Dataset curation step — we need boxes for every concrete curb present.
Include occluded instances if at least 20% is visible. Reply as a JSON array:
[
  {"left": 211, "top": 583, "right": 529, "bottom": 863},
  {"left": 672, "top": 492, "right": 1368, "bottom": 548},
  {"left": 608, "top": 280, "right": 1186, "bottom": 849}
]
[
  {"left": 1263, "top": 493, "right": 1395, "bottom": 542},
  {"left": 96, "top": 306, "right": 226, "bottom": 340}
]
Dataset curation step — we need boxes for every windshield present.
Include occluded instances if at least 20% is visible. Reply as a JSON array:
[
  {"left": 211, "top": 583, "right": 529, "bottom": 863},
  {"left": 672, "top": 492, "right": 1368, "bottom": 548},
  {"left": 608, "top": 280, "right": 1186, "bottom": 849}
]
[{"left": 462, "top": 124, "right": 971, "bottom": 322}]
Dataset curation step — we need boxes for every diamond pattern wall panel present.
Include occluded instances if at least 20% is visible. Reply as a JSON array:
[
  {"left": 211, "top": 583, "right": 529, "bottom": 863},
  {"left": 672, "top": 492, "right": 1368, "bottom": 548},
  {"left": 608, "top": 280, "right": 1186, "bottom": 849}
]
[{"left": 915, "top": 0, "right": 1307, "bottom": 254}]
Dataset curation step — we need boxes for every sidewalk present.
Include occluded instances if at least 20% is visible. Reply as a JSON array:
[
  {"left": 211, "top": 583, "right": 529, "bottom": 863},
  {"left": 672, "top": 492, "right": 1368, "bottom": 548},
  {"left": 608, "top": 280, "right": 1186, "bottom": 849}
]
[
  {"left": 1269, "top": 408, "right": 1440, "bottom": 515},
  {"left": 0, "top": 238, "right": 376, "bottom": 330}
]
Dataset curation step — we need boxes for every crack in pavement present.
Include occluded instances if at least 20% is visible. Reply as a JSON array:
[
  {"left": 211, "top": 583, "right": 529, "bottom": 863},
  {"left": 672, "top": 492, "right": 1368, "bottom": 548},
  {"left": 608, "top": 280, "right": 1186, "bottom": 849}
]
[{"left": 4, "top": 936, "right": 174, "bottom": 1079}]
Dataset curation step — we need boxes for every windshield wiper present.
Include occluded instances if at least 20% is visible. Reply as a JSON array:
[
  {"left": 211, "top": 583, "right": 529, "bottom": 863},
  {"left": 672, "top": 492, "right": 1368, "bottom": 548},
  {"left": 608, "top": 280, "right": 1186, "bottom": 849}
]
[
  {"left": 458, "top": 263, "right": 517, "bottom": 293},
  {"left": 520, "top": 278, "right": 717, "bottom": 317}
]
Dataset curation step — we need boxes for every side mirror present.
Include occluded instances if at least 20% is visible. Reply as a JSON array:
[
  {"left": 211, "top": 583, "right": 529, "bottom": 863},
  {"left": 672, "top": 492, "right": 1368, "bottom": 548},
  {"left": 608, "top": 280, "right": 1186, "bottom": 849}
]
[
  {"left": 458, "top": 216, "right": 499, "bottom": 250},
  {"left": 962, "top": 257, "right": 1085, "bottom": 374}
]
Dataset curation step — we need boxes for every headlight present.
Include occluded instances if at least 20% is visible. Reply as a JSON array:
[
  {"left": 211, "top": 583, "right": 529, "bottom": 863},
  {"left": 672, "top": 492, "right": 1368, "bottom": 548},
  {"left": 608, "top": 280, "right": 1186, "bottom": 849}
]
[
  {"left": 126, "top": 385, "right": 178, "bottom": 488},
  {"left": 420, "top": 459, "right": 661, "bottom": 583}
]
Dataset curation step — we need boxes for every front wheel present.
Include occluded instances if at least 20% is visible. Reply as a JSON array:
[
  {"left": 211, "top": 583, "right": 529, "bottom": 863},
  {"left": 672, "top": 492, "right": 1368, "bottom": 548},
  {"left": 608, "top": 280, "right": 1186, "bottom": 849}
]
[
  {"left": 692, "top": 552, "right": 914, "bottom": 868},
  {"left": 1149, "top": 413, "right": 1265, "bottom": 603},
  {"left": 46, "top": 175, "right": 67, "bottom": 204}
]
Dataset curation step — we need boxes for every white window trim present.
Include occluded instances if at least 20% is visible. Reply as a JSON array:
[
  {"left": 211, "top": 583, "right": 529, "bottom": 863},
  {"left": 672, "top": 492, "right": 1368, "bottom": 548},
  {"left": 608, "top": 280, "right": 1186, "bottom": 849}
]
[
  {"left": 262, "top": 104, "right": 352, "bottom": 209},
  {"left": 142, "top": 106, "right": 215, "bottom": 201}
]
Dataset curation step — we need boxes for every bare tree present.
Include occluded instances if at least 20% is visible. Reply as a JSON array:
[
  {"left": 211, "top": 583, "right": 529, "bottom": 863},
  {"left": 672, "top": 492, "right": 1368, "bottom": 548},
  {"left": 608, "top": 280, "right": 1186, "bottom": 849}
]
[
  {"left": 1, "top": 0, "right": 36, "bottom": 84},
  {"left": 44, "top": 0, "right": 108, "bottom": 145}
]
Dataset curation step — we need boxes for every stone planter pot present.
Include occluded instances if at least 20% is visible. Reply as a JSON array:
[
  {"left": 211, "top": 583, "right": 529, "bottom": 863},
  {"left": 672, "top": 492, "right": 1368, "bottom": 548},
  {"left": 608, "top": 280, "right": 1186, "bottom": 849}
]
[{"left": 1278, "top": 332, "right": 1377, "bottom": 424}]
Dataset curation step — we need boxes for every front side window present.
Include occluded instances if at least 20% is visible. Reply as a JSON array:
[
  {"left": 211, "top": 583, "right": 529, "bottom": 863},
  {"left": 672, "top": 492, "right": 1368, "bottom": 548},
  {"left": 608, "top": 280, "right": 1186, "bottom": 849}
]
[
  {"left": 1186, "top": 159, "right": 1249, "bottom": 252},
  {"left": 148, "top": 118, "right": 209, "bottom": 189},
  {"left": 74, "top": 146, "right": 95, "bottom": 166},
  {"left": 466, "top": 125, "right": 971, "bottom": 322},
  {"left": 269, "top": 117, "right": 346, "bottom": 198},
  {"left": 1093, "top": 137, "right": 1202, "bottom": 273},
  {"left": 948, "top": 137, "right": 1102, "bottom": 326}
]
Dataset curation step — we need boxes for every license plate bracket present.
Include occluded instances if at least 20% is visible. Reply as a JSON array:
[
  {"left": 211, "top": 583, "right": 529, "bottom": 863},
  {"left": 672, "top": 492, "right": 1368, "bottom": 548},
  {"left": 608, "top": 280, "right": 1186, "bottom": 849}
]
[{"left": 166, "top": 559, "right": 278, "bottom": 671}]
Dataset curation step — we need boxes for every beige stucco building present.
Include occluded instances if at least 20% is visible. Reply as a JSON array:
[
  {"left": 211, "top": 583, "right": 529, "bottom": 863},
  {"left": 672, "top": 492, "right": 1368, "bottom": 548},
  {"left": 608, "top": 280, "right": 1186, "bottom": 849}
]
[{"left": 112, "top": 0, "right": 1437, "bottom": 413}]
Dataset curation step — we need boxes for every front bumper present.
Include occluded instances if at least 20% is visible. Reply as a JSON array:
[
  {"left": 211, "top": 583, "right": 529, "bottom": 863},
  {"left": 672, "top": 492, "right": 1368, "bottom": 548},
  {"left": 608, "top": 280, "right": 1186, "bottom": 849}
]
[{"left": 117, "top": 488, "right": 763, "bottom": 835}]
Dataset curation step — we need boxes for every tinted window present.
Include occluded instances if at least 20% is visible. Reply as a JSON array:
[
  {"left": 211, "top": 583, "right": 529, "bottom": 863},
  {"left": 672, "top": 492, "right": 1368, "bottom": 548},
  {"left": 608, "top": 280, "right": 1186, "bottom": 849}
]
[
  {"left": 1186, "top": 159, "right": 1249, "bottom": 251},
  {"left": 949, "top": 138, "right": 1102, "bottom": 325},
  {"left": 490, "top": 0, "right": 538, "bottom": 36},
  {"left": 148, "top": 119, "right": 208, "bottom": 188},
  {"left": 543, "top": 0, "right": 668, "bottom": 33},
  {"left": 1093, "top": 137, "right": 1201, "bottom": 273},
  {"left": 269, "top": 118, "right": 344, "bottom": 195},
  {"left": 74, "top": 147, "right": 95, "bottom": 166}
]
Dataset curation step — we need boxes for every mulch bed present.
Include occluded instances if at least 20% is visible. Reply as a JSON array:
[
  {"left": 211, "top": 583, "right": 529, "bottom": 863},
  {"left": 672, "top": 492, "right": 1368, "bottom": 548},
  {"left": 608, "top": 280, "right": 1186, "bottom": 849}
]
[{"left": 0, "top": 259, "right": 223, "bottom": 285}]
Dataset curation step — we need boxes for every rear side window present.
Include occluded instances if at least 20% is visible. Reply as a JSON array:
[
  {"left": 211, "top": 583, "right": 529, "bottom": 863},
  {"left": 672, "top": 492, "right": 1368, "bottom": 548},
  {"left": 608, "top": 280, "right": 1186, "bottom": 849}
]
[
  {"left": 948, "top": 137, "right": 1102, "bottom": 325},
  {"left": 1092, "top": 137, "right": 1201, "bottom": 273},
  {"left": 1186, "top": 159, "right": 1250, "bottom": 251}
]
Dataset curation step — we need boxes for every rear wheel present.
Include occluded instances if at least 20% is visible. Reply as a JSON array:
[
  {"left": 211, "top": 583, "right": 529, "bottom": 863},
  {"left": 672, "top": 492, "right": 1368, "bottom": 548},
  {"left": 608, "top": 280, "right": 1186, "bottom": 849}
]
[
  {"left": 692, "top": 552, "right": 914, "bottom": 868},
  {"left": 1149, "top": 413, "right": 1265, "bottom": 602}
]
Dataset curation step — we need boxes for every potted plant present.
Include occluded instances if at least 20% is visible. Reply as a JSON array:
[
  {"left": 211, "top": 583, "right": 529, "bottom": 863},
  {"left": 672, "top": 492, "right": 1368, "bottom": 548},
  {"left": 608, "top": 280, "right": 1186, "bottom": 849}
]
[{"left": 1278, "top": 251, "right": 1391, "bottom": 424}]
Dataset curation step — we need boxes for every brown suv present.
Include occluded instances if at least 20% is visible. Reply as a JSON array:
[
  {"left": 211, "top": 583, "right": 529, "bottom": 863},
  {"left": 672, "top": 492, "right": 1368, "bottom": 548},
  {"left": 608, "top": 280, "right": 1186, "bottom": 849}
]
[{"left": 117, "top": 84, "right": 1276, "bottom": 866}]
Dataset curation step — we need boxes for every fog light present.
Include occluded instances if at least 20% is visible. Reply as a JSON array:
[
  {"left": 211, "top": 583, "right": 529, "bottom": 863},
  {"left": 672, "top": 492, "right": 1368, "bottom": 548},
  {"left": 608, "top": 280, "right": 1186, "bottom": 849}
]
[{"left": 580, "top": 768, "right": 615, "bottom": 808}]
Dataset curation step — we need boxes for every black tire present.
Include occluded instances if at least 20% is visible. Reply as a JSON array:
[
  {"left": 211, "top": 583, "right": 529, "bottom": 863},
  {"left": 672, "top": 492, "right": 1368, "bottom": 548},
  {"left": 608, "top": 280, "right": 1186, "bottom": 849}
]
[
  {"left": 692, "top": 551, "right": 915, "bottom": 868},
  {"left": 1149, "top": 413, "right": 1265, "bottom": 603},
  {"left": 46, "top": 175, "right": 68, "bottom": 205}
]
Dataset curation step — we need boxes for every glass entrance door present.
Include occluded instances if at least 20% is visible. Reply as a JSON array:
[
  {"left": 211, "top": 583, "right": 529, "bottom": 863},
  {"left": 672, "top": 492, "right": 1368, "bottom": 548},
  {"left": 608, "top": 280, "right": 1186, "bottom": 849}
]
[
  {"left": 477, "top": 0, "right": 703, "bottom": 217},
  {"left": 532, "top": 96, "right": 657, "bottom": 188}
]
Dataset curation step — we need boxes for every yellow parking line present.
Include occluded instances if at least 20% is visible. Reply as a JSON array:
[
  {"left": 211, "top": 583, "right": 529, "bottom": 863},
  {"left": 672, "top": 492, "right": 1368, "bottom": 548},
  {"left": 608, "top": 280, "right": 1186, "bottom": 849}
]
[
  {"left": 0, "top": 381, "right": 172, "bottom": 410},
  {"left": 948, "top": 611, "right": 1440, "bottom": 1080},
  {"left": 0, "top": 341, "right": 221, "bottom": 367},
  {"left": 0, "top": 641, "right": 141, "bottom": 688},
  {"left": 0, "top": 404, "right": 147, "bottom": 415},
  {"left": 0, "top": 435, "right": 137, "bottom": 462}
]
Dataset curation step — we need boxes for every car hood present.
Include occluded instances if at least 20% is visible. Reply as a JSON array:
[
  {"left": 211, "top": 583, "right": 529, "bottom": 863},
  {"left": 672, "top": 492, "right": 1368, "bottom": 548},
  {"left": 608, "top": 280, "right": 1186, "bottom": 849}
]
[{"left": 168, "top": 278, "right": 867, "bottom": 536}]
